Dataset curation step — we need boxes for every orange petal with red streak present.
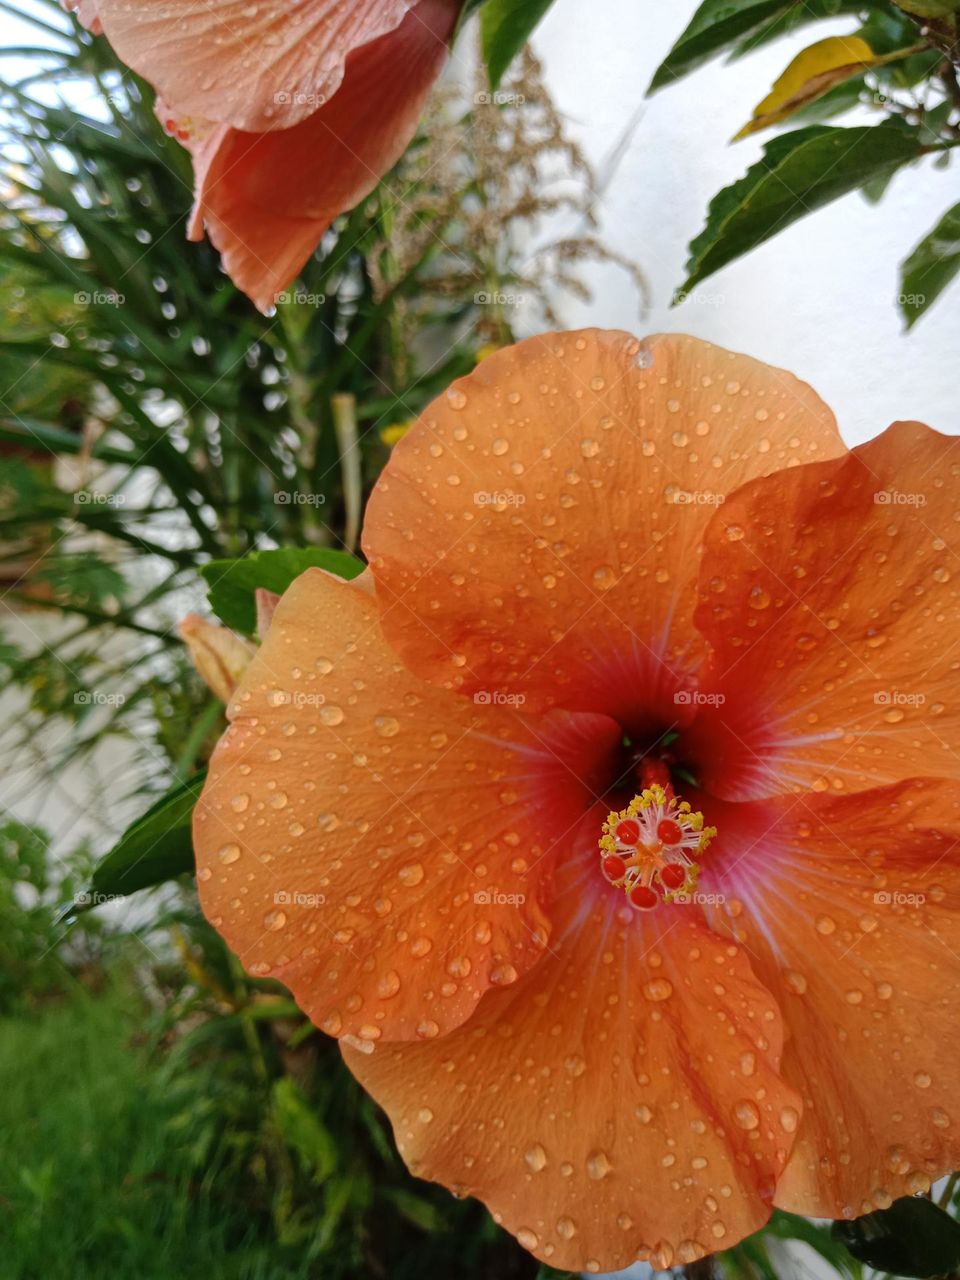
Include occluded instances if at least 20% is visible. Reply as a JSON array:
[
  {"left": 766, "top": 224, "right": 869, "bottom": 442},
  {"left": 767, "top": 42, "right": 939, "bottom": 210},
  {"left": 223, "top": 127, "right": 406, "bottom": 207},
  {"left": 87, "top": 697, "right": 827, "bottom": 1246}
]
[
  {"left": 691, "top": 420, "right": 960, "bottom": 799},
  {"left": 703, "top": 779, "right": 960, "bottom": 1216},
  {"left": 363, "top": 330, "right": 843, "bottom": 722},
  {"left": 193, "top": 568, "right": 621, "bottom": 1046}
]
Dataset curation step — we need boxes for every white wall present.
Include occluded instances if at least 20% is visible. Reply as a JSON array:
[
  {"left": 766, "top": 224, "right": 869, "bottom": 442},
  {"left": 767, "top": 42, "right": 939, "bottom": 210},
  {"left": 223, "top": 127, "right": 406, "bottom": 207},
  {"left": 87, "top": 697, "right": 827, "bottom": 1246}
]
[{"left": 527, "top": 1, "right": 960, "bottom": 445}]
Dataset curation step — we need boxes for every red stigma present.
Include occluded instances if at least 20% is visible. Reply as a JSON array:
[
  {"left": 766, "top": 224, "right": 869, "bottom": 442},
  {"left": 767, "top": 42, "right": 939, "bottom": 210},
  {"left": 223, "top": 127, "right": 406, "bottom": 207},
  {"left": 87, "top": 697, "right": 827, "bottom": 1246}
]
[
  {"left": 615, "top": 818, "right": 641, "bottom": 845},
  {"left": 629, "top": 883, "right": 659, "bottom": 911},
  {"left": 657, "top": 818, "right": 683, "bottom": 846},
  {"left": 660, "top": 863, "right": 686, "bottom": 890},
  {"left": 602, "top": 855, "right": 627, "bottom": 883}
]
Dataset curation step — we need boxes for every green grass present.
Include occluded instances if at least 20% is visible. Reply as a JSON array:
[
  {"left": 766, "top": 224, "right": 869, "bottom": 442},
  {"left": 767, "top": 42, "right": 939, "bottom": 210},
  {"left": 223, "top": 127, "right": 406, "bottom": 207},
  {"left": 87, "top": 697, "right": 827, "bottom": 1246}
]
[{"left": 0, "top": 978, "right": 315, "bottom": 1280}]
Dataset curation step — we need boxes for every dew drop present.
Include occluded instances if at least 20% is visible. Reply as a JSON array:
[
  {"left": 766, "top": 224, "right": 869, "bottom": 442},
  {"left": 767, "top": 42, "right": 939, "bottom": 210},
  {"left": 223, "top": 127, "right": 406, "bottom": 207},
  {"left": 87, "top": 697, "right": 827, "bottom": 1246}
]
[
  {"left": 586, "top": 1150, "right": 612, "bottom": 1180},
  {"left": 733, "top": 1100, "right": 760, "bottom": 1130}
]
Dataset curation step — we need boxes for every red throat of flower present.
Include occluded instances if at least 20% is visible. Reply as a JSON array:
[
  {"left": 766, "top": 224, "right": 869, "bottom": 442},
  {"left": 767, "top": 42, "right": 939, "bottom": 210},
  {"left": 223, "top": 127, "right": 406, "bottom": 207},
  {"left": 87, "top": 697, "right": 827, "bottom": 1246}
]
[{"left": 599, "top": 782, "right": 717, "bottom": 911}]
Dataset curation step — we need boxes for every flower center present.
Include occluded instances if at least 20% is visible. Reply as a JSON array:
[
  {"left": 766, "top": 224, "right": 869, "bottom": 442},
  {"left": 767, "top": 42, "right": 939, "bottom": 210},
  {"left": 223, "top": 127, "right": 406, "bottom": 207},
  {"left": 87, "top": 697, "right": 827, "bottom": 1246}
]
[{"left": 598, "top": 783, "right": 716, "bottom": 911}]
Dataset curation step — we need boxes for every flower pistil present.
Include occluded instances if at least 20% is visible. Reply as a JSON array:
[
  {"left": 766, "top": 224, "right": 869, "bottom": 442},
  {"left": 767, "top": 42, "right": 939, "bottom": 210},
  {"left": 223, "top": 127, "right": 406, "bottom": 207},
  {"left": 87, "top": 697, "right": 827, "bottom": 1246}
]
[{"left": 599, "top": 784, "right": 716, "bottom": 911}]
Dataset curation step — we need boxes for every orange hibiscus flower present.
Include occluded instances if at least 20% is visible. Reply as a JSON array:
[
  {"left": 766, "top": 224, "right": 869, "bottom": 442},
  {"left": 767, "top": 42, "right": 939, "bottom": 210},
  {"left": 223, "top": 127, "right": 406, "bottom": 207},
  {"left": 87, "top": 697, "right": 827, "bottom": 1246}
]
[
  {"left": 64, "top": 0, "right": 461, "bottom": 311},
  {"left": 193, "top": 330, "right": 960, "bottom": 1272}
]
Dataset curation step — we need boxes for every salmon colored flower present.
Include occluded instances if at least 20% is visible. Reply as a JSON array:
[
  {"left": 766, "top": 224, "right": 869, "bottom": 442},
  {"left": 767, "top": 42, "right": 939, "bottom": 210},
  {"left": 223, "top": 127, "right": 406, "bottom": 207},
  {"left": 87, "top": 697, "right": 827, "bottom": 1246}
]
[
  {"left": 64, "top": 0, "right": 460, "bottom": 311},
  {"left": 193, "top": 330, "right": 960, "bottom": 1271}
]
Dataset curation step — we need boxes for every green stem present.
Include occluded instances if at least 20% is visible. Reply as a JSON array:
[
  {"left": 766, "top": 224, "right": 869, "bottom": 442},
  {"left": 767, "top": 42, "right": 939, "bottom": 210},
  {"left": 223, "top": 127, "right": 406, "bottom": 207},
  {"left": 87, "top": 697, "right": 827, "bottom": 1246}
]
[{"left": 173, "top": 698, "right": 222, "bottom": 781}]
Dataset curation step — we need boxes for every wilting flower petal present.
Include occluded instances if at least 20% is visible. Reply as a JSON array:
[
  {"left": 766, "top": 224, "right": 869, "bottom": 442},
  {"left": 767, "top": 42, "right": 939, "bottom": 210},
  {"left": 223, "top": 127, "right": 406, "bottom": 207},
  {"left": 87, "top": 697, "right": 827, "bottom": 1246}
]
[
  {"left": 179, "top": 613, "right": 255, "bottom": 703},
  {"left": 362, "top": 329, "right": 845, "bottom": 723},
  {"left": 185, "top": 0, "right": 458, "bottom": 311},
  {"left": 79, "top": 0, "right": 413, "bottom": 131}
]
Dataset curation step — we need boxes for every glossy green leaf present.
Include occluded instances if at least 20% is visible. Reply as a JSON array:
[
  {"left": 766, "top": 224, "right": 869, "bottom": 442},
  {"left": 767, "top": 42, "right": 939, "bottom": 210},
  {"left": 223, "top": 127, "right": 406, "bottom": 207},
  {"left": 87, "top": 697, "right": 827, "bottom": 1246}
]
[
  {"left": 649, "top": 0, "right": 792, "bottom": 92},
  {"left": 81, "top": 771, "right": 206, "bottom": 907},
  {"left": 832, "top": 1195, "right": 960, "bottom": 1278},
  {"left": 201, "top": 548, "right": 364, "bottom": 635},
  {"left": 679, "top": 122, "right": 927, "bottom": 294},
  {"left": 730, "top": 0, "right": 895, "bottom": 60},
  {"left": 480, "top": 0, "right": 558, "bottom": 89},
  {"left": 900, "top": 198, "right": 960, "bottom": 327}
]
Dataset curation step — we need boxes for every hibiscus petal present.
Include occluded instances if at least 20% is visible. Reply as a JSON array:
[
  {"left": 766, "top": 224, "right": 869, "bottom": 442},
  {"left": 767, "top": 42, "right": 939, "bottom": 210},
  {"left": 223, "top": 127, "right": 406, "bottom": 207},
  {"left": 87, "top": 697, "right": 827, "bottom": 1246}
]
[
  {"left": 185, "top": 0, "right": 457, "bottom": 312},
  {"left": 704, "top": 778, "right": 960, "bottom": 1216},
  {"left": 691, "top": 420, "right": 960, "bottom": 798},
  {"left": 363, "top": 330, "right": 844, "bottom": 724},
  {"left": 345, "top": 877, "right": 801, "bottom": 1271},
  {"left": 194, "top": 568, "right": 621, "bottom": 1045},
  {"left": 90, "top": 0, "right": 413, "bottom": 132}
]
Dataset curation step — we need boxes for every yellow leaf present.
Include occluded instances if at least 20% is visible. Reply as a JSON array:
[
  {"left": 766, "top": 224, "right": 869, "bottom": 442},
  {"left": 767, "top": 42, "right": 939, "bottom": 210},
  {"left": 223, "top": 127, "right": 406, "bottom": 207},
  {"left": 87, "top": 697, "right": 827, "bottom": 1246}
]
[{"left": 736, "top": 36, "right": 880, "bottom": 139}]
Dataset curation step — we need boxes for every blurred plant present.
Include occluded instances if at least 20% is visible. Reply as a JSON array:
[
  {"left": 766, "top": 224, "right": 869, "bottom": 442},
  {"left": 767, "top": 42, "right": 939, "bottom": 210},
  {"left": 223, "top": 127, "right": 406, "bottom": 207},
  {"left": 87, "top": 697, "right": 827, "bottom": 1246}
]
[
  {"left": 367, "top": 46, "right": 649, "bottom": 367},
  {"left": 652, "top": 0, "right": 960, "bottom": 326},
  {"left": 0, "top": 815, "right": 106, "bottom": 1011}
]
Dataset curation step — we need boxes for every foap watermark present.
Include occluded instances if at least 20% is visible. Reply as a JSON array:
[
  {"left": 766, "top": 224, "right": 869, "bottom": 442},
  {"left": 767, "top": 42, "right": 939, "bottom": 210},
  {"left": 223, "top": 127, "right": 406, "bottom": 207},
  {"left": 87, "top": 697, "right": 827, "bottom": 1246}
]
[
  {"left": 273, "top": 890, "right": 326, "bottom": 908},
  {"left": 474, "top": 690, "right": 526, "bottom": 707},
  {"left": 674, "top": 690, "right": 725, "bottom": 707},
  {"left": 671, "top": 489, "right": 725, "bottom": 506},
  {"left": 273, "top": 90, "right": 327, "bottom": 108},
  {"left": 874, "top": 890, "right": 926, "bottom": 907},
  {"left": 74, "top": 490, "right": 126, "bottom": 506},
  {"left": 474, "top": 489, "right": 525, "bottom": 507},
  {"left": 672, "top": 288, "right": 726, "bottom": 308},
  {"left": 75, "top": 289, "right": 125, "bottom": 307},
  {"left": 275, "top": 490, "right": 326, "bottom": 506},
  {"left": 474, "top": 90, "right": 526, "bottom": 106},
  {"left": 874, "top": 689, "right": 925, "bottom": 708},
  {"left": 266, "top": 690, "right": 327, "bottom": 710},
  {"left": 897, "top": 292, "right": 926, "bottom": 310},
  {"left": 671, "top": 891, "right": 726, "bottom": 907},
  {"left": 473, "top": 889, "right": 526, "bottom": 906},
  {"left": 874, "top": 489, "right": 926, "bottom": 507},
  {"left": 74, "top": 690, "right": 125, "bottom": 707},
  {"left": 74, "top": 890, "right": 125, "bottom": 907},
  {"left": 276, "top": 289, "right": 326, "bottom": 306},
  {"left": 474, "top": 290, "right": 525, "bottom": 308}
]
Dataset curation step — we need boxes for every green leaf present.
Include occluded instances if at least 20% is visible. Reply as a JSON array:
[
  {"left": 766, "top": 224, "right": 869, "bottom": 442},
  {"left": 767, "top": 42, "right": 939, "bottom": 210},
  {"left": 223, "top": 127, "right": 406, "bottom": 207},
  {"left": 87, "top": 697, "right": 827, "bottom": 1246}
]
[
  {"left": 730, "top": 0, "right": 889, "bottom": 60},
  {"left": 201, "top": 548, "right": 364, "bottom": 635},
  {"left": 380, "top": 1188, "right": 449, "bottom": 1233},
  {"left": 271, "top": 1078, "right": 338, "bottom": 1183},
  {"left": 480, "top": 0, "right": 557, "bottom": 89},
  {"left": 679, "top": 122, "right": 928, "bottom": 294},
  {"left": 900, "top": 198, "right": 960, "bottom": 327},
  {"left": 649, "top": 0, "right": 792, "bottom": 93},
  {"left": 832, "top": 1195, "right": 960, "bottom": 1278},
  {"left": 82, "top": 771, "right": 206, "bottom": 906}
]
